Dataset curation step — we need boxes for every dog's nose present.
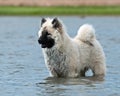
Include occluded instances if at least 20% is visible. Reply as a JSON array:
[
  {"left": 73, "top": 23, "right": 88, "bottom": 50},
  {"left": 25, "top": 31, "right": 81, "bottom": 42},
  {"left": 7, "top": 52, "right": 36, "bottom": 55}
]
[{"left": 38, "top": 38, "right": 42, "bottom": 44}]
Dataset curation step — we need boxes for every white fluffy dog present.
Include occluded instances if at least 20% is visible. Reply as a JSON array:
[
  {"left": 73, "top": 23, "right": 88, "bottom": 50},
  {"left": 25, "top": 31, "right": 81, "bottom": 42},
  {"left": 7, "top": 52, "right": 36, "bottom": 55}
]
[{"left": 38, "top": 17, "right": 106, "bottom": 78}]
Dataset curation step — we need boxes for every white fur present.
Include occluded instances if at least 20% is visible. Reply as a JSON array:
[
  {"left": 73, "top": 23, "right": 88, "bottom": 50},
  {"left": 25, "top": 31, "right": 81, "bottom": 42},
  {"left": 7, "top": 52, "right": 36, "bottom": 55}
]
[
  {"left": 76, "top": 24, "right": 96, "bottom": 42},
  {"left": 38, "top": 18, "right": 106, "bottom": 77}
]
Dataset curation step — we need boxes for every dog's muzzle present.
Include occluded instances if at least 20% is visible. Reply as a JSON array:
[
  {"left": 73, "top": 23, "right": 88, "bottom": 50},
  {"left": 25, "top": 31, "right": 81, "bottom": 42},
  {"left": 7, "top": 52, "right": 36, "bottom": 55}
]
[{"left": 38, "top": 31, "right": 55, "bottom": 48}]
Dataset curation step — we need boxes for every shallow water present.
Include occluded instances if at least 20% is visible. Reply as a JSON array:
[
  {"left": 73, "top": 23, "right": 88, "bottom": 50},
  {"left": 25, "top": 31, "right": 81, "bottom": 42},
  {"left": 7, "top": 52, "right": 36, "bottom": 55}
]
[{"left": 0, "top": 16, "right": 120, "bottom": 96}]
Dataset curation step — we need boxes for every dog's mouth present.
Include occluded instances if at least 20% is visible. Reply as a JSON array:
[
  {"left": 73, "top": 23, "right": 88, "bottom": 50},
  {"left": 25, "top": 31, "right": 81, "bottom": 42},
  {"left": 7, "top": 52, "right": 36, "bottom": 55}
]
[
  {"left": 38, "top": 37, "right": 55, "bottom": 48},
  {"left": 41, "top": 43, "right": 52, "bottom": 48},
  {"left": 41, "top": 44, "right": 47, "bottom": 48},
  {"left": 38, "top": 30, "right": 55, "bottom": 48}
]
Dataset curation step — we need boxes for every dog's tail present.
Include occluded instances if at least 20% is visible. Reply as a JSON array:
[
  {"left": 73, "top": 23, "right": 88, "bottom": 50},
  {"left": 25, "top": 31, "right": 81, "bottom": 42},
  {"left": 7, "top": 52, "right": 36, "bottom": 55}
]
[{"left": 75, "top": 24, "right": 96, "bottom": 46}]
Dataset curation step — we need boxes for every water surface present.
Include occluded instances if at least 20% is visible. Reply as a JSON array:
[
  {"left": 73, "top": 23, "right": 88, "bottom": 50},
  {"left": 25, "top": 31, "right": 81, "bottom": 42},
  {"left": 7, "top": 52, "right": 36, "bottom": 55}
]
[{"left": 0, "top": 16, "right": 120, "bottom": 96}]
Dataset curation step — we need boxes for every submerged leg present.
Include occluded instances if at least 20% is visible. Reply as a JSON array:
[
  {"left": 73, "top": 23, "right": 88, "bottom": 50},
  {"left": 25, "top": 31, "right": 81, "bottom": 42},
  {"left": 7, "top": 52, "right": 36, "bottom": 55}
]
[{"left": 92, "top": 63, "right": 106, "bottom": 77}]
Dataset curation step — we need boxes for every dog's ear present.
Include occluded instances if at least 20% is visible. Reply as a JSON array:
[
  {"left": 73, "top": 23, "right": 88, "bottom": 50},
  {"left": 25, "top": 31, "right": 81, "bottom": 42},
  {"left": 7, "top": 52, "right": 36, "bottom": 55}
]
[
  {"left": 52, "top": 18, "right": 61, "bottom": 29},
  {"left": 41, "top": 18, "right": 46, "bottom": 26}
]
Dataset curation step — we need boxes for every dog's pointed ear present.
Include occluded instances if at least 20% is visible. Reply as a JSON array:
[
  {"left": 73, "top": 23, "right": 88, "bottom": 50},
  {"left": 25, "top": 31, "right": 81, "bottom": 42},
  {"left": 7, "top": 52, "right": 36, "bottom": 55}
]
[
  {"left": 52, "top": 18, "right": 61, "bottom": 28},
  {"left": 41, "top": 18, "right": 46, "bottom": 26}
]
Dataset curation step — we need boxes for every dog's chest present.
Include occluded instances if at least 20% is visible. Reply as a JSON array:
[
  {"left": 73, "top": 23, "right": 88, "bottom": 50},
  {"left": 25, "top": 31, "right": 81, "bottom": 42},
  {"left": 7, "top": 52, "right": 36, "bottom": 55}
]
[{"left": 45, "top": 49, "right": 68, "bottom": 77}]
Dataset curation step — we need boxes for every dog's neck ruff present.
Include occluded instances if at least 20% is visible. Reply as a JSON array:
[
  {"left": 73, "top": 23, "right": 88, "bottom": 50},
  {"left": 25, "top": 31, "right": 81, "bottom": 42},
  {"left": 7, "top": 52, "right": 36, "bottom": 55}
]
[
  {"left": 44, "top": 47, "right": 68, "bottom": 77},
  {"left": 42, "top": 27, "right": 72, "bottom": 77}
]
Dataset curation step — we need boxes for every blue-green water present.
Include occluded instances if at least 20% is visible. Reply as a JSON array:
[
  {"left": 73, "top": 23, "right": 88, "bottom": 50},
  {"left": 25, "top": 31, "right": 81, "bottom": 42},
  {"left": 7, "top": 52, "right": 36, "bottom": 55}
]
[{"left": 0, "top": 16, "right": 120, "bottom": 96}]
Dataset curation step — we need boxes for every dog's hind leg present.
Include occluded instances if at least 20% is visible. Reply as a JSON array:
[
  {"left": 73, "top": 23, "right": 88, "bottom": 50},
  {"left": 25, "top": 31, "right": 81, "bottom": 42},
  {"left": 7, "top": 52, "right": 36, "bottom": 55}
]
[
  {"left": 80, "top": 67, "right": 89, "bottom": 77},
  {"left": 91, "top": 62, "right": 106, "bottom": 77}
]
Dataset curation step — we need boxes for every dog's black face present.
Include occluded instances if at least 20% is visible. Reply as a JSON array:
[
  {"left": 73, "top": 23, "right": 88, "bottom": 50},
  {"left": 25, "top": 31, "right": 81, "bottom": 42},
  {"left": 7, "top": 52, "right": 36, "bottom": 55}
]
[
  {"left": 38, "top": 30, "right": 55, "bottom": 48},
  {"left": 38, "top": 17, "right": 62, "bottom": 49}
]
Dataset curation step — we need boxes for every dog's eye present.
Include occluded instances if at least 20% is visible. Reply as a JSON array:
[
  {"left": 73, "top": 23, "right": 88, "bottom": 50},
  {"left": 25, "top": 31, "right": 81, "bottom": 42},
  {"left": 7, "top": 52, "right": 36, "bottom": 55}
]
[
  {"left": 42, "top": 30, "right": 51, "bottom": 36},
  {"left": 47, "top": 32, "right": 51, "bottom": 35},
  {"left": 47, "top": 33, "right": 52, "bottom": 37},
  {"left": 46, "top": 32, "right": 51, "bottom": 35}
]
